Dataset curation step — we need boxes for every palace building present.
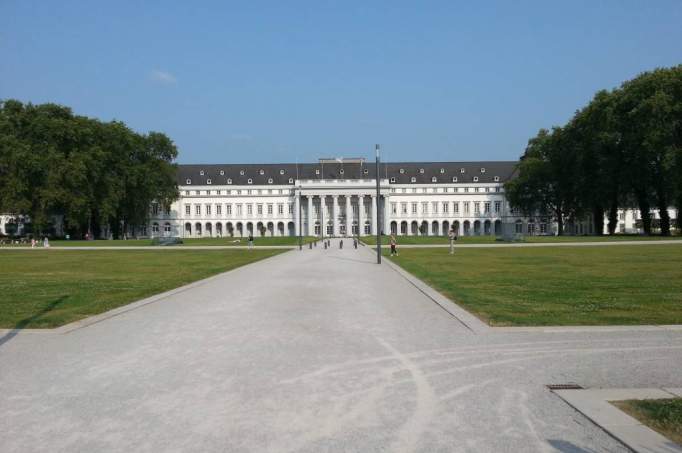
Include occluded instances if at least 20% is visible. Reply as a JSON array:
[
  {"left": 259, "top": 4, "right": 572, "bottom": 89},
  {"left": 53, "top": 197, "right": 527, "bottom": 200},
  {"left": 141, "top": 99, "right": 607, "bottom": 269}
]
[{"left": 149, "top": 158, "right": 558, "bottom": 239}]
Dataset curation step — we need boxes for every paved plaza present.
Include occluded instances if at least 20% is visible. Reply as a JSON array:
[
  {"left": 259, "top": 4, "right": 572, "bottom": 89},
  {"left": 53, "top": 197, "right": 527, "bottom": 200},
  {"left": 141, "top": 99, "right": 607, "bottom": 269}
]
[{"left": 1, "top": 245, "right": 681, "bottom": 452}]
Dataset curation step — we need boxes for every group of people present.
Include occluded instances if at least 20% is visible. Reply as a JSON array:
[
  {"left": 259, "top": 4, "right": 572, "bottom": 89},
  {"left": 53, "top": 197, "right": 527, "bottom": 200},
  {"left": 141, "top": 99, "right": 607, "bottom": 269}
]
[
  {"left": 0, "top": 237, "right": 50, "bottom": 247},
  {"left": 386, "top": 226, "right": 458, "bottom": 256}
]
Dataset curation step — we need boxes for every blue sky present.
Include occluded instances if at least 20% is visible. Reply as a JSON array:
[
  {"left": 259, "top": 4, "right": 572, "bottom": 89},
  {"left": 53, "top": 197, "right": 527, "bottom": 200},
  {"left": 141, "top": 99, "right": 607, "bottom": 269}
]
[{"left": 2, "top": 1, "right": 681, "bottom": 164}]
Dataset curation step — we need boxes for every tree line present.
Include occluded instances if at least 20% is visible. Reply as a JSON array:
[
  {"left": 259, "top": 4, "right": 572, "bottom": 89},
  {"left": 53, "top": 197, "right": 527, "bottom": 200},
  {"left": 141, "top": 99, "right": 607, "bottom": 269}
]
[
  {"left": 505, "top": 65, "right": 682, "bottom": 236},
  {"left": 0, "top": 100, "right": 179, "bottom": 238}
]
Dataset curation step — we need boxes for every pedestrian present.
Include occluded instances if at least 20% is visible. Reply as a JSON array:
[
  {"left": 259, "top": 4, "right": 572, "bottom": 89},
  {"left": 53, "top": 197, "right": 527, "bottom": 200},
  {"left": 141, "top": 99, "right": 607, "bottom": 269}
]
[
  {"left": 339, "top": 239, "right": 343, "bottom": 249},
  {"left": 448, "top": 227, "right": 457, "bottom": 255},
  {"left": 43, "top": 236, "right": 49, "bottom": 248},
  {"left": 353, "top": 238, "right": 358, "bottom": 249},
  {"left": 390, "top": 234, "right": 398, "bottom": 256},
  {"left": 31, "top": 238, "right": 36, "bottom": 248},
  {"left": 248, "top": 233, "right": 254, "bottom": 250}
]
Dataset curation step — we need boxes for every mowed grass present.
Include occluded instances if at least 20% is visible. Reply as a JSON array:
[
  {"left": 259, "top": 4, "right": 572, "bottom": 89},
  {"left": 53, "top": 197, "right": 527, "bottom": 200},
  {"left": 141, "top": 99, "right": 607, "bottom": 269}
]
[
  {"left": 362, "top": 234, "right": 682, "bottom": 245},
  {"left": 613, "top": 399, "right": 682, "bottom": 445},
  {"left": 0, "top": 249, "right": 284, "bottom": 329},
  {"left": 0, "top": 236, "right": 317, "bottom": 247},
  {"left": 386, "top": 244, "right": 682, "bottom": 326}
]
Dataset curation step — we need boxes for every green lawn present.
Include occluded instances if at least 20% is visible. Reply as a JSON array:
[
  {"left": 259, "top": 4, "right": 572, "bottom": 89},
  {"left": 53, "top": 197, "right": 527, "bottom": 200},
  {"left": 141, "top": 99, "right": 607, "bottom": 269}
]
[
  {"left": 362, "top": 234, "right": 682, "bottom": 245},
  {"left": 0, "top": 236, "right": 317, "bottom": 247},
  {"left": 613, "top": 399, "right": 682, "bottom": 445},
  {"left": 385, "top": 245, "right": 682, "bottom": 326},
  {"left": 0, "top": 249, "right": 284, "bottom": 328}
]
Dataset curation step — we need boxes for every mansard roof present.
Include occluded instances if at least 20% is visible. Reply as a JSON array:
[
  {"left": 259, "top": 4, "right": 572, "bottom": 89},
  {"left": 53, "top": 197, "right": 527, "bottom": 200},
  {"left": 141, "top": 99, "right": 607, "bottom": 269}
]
[{"left": 176, "top": 161, "right": 518, "bottom": 186}]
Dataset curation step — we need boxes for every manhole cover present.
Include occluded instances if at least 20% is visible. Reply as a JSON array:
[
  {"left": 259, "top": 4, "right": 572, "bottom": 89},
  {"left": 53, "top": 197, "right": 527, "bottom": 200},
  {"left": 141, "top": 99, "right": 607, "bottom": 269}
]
[{"left": 547, "top": 384, "right": 583, "bottom": 390}]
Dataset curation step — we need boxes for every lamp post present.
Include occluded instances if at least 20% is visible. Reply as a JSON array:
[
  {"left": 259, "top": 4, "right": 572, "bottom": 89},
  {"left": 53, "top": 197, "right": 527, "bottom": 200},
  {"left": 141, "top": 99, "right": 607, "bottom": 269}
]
[
  {"left": 375, "top": 144, "right": 381, "bottom": 264},
  {"left": 298, "top": 183, "right": 303, "bottom": 250}
]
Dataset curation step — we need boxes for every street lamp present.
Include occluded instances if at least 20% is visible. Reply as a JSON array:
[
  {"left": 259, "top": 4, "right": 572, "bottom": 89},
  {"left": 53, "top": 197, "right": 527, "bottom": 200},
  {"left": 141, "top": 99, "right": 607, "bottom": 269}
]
[{"left": 375, "top": 144, "right": 381, "bottom": 264}]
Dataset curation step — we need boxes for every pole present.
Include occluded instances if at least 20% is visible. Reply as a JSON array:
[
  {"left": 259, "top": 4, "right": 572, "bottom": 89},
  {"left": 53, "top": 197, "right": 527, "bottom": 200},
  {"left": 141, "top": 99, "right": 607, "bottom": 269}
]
[
  {"left": 298, "top": 184, "right": 303, "bottom": 250},
  {"left": 375, "top": 144, "right": 381, "bottom": 264}
]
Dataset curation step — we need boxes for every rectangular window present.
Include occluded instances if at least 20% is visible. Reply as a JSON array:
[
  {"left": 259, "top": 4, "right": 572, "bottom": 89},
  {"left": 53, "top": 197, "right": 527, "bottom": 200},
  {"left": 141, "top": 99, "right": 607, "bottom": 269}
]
[
  {"left": 484, "top": 202, "right": 490, "bottom": 214},
  {"left": 216, "top": 204, "right": 222, "bottom": 216},
  {"left": 195, "top": 205, "right": 201, "bottom": 216},
  {"left": 185, "top": 204, "right": 190, "bottom": 215},
  {"left": 464, "top": 202, "right": 470, "bottom": 214},
  {"left": 257, "top": 204, "right": 263, "bottom": 215},
  {"left": 421, "top": 202, "right": 428, "bottom": 214},
  {"left": 401, "top": 202, "right": 408, "bottom": 214},
  {"left": 474, "top": 202, "right": 480, "bottom": 214},
  {"left": 226, "top": 204, "right": 232, "bottom": 215},
  {"left": 267, "top": 204, "right": 273, "bottom": 215},
  {"left": 391, "top": 202, "right": 397, "bottom": 215},
  {"left": 288, "top": 204, "right": 294, "bottom": 214},
  {"left": 443, "top": 202, "right": 449, "bottom": 214},
  {"left": 619, "top": 212, "right": 625, "bottom": 220},
  {"left": 411, "top": 203, "right": 418, "bottom": 214},
  {"left": 206, "top": 204, "right": 212, "bottom": 216},
  {"left": 454, "top": 202, "right": 459, "bottom": 214},
  {"left": 432, "top": 202, "right": 438, "bottom": 214},
  {"left": 236, "top": 204, "right": 242, "bottom": 215},
  {"left": 494, "top": 201, "right": 501, "bottom": 214},
  {"left": 247, "top": 204, "right": 253, "bottom": 215},
  {"left": 152, "top": 203, "right": 160, "bottom": 215},
  {"left": 278, "top": 204, "right": 284, "bottom": 215}
]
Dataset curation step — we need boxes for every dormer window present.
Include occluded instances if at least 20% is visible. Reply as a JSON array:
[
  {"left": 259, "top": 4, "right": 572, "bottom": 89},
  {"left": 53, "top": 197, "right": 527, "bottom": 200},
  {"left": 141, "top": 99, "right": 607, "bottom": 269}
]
[
  {"left": 440, "top": 168, "right": 445, "bottom": 174},
  {"left": 363, "top": 168, "right": 368, "bottom": 174},
  {"left": 494, "top": 176, "right": 500, "bottom": 182},
  {"left": 399, "top": 168, "right": 405, "bottom": 174},
  {"left": 199, "top": 170, "right": 204, "bottom": 176},
  {"left": 227, "top": 178, "right": 232, "bottom": 184},
  {"left": 431, "top": 176, "right": 437, "bottom": 182},
  {"left": 265, "top": 178, "right": 271, "bottom": 183},
  {"left": 279, "top": 169, "right": 285, "bottom": 175},
  {"left": 220, "top": 170, "right": 225, "bottom": 176},
  {"left": 460, "top": 168, "right": 465, "bottom": 173},
  {"left": 473, "top": 176, "right": 479, "bottom": 182},
  {"left": 315, "top": 169, "right": 320, "bottom": 175},
  {"left": 240, "top": 169, "right": 245, "bottom": 176},
  {"left": 288, "top": 178, "right": 294, "bottom": 183},
  {"left": 259, "top": 169, "right": 265, "bottom": 175},
  {"left": 452, "top": 177, "right": 458, "bottom": 182},
  {"left": 480, "top": 168, "right": 486, "bottom": 173},
  {"left": 339, "top": 169, "right": 344, "bottom": 175},
  {"left": 206, "top": 179, "right": 212, "bottom": 185},
  {"left": 247, "top": 178, "right": 253, "bottom": 184},
  {"left": 390, "top": 177, "right": 396, "bottom": 183},
  {"left": 411, "top": 177, "right": 416, "bottom": 183},
  {"left": 186, "top": 178, "right": 192, "bottom": 184},
  {"left": 419, "top": 168, "right": 424, "bottom": 174}
]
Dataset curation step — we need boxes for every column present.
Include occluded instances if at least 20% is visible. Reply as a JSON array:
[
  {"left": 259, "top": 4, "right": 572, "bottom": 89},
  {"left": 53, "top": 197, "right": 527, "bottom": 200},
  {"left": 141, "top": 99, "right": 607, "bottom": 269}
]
[
  {"left": 294, "top": 192, "right": 300, "bottom": 237},
  {"left": 307, "top": 195, "right": 313, "bottom": 236},
  {"left": 371, "top": 195, "right": 378, "bottom": 235},
  {"left": 383, "top": 195, "right": 390, "bottom": 236},
  {"left": 320, "top": 196, "right": 326, "bottom": 237},
  {"left": 345, "top": 195, "right": 352, "bottom": 237},
  {"left": 358, "top": 195, "right": 365, "bottom": 236},
  {"left": 332, "top": 195, "right": 339, "bottom": 237}
]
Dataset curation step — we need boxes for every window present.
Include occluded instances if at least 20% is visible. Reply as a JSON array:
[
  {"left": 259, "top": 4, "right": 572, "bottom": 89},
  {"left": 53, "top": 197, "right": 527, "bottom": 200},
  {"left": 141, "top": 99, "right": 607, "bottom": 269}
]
[
  {"left": 460, "top": 168, "right": 465, "bottom": 173},
  {"left": 185, "top": 204, "right": 191, "bottom": 215},
  {"left": 207, "top": 179, "right": 212, "bottom": 185},
  {"left": 279, "top": 169, "right": 285, "bottom": 175},
  {"left": 195, "top": 190, "right": 200, "bottom": 195},
  {"left": 164, "top": 223, "right": 171, "bottom": 233},
  {"left": 268, "top": 178, "right": 273, "bottom": 184},
  {"left": 423, "top": 188, "right": 427, "bottom": 193},
  {"left": 391, "top": 202, "right": 397, "bottom": 215},
  {"left": 247, "top": 204, "right": 253, "bottom": 215},
  {"left": 464, "top": 202, "right": 470, "bottom": 214},
  {"left": 257, "top": 204, "right": 263, "bottom": 215},
  {"left": 220, "top": 170, "right": 225, "bottom": 175},
  {"left": 619, "top": 212, "right": 625, "bottom": 221},
  {"left": 200, "top": 170, "right": 204, "bottom": 176},
  {"left": 152, "top": 203, "right": 160, "bottom": 215},
  {"left": 185, "top": 191, "right": 190, "bottom": 196},
  {"left": 480, "top": 168, "right": 486, "bottom": 173},
  {"left": 206, "top": 204, "right": 212, "bottom": 216},
  {"left": 186, "top": 178, "right": 192, "bottom": 184},
  {"left": 240, "top": 169, "right": 245, "bottom": 175},
  {"left": 278, "top": 204, "right": 284, "bottom": 215},
  {"left": 410, "top": 177, "right": 416, "bottom": 182},
  {"left": 421, "top": 202, "right": 428, "bottom": 214},
  {"left": 454, "top": 202, "right": 459, "bottom": 214},
  {"left": 152, "top": 223, "right": 159, "bottom": 233},
  {"left": 339, "top": 169, "right": 344, "bottom": 175},
  {"left": 419, "top": 168, "right": 424, "bottom": 174},
  {"left": 431, "top": 176, "right": 437, "bottom": 182},
  {"left": 227, "top": 178, "right": 232, "bottom": 184},
  {"left": 315, "top": 169, "right": 320, "bottom": 175},
  {"left": 411, "top": 202, "right": 418, "bottom": 214},
  {"left": 494, "top": 176, "right": 500, "bottom": 182},
  {"left": 390, "top": 177, "right": 396, "bottom": 183},
  {"left": 474, "top": 202, "right": 480, "bottom": 214},
  {"left": 288, "top": 178, "right": 294, "bottom": 183},
  {"left": 401, "top": 202, "right": 408, "bottom": 214},
  {"left": 195, "top": 205, "right": 201, "bottom": 215},
  {"left": 484, "top": 202, "right": 490, "bottom": 214},
  {"left": 267, "top": 204, "right": 273, "bottom": 215},
  {"left": 247, "top": 178, "right": 253, "bottom": 184},
  {"left": 216, "top": 205, "right": 222, "bottom": 216},
  {"left": 399, "top": 168, "right": 405, "bottom": 174},
  {"left": 226, "top": 204, "right": 232, "bottom": 215},
  {"left": 494, "top": 201, "right": 501, "bottom": 214},
  {"left": 496, "top": 187, "right": 501, "bottom": 193},
  {"left": 451, "top": 177, "right": 458, "bottom": 182},
  {"left": 259, "top": 169, "right": 265, "bottom": 175},
  {"left": 432, "top": 202, "right": 438, "bottom": 214},
  {"left": 236, "top": 204, "right": 242, "bottom": 215},
  {"left": 288, "top": 204, "right": 294, "bottom": 214},
  {"left": 473, "top": 176, "right": 479, "bottom": 182},
  {"left": 363, "top": 168, "right": 368, "bottom": 174},
  {"left": 440, "top": 168, "right": 445, "bottom": 174},
  {"left": 443, "top": 202, "right": 449, "bottom": 213}
]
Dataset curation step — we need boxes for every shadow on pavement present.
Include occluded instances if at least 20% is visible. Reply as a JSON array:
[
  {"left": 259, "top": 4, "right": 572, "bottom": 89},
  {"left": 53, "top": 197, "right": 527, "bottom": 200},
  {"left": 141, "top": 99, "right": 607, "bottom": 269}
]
[
  {"left": 0, "top": 296, "right": 68, "bottom": 348},
  {"left": 547, "top": 439, "right": 599, "bottom": 453}
]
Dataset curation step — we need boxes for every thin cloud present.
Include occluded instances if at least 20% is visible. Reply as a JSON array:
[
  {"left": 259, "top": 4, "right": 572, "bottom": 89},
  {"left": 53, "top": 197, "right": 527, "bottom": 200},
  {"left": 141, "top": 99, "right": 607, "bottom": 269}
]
[{"left": 149, "top": 70, "right": 177, "bottom": 85}]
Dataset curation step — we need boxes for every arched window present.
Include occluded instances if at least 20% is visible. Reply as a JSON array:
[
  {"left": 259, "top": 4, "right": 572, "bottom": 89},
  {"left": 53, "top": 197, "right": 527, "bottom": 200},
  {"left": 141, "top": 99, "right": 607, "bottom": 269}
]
[
  {"left": 279, "top": 169, "right": 285, "bottom": 175},
  {"left": 399, "top": 168, "right": 405, "bottom": 174},
  {"left": 220, "top": 170, "right": 225, "bottom": 175},
  {"left": 431, "top": 176, "right": 437, "bottom": 182},
  {"left": 460, "top": 168, "right": 465, "bottom": 173},
  {"left": 186, "top": 178, "right": 192, "bottom": 184},
  {"left": 419, "top": 168, "right": 424, "bottom": 174},
  {"left": 440, "top": 168, "right": 445, "bottom": 174},
  {"left": 240, "top": 169, "right": 245, "bottom": 175},
  {"left": 268, "top": 178, "right": 273, "bottom": 184},
  {"left": 227, "top": 178, "right": 232, "bottom": 184},
  {"left": 494, "top": 176, "right": 500, "bottom": 182},
  {"left": 199, "top": 170, "right": 204, "bottom": 176},
  {"left": 259, "top": 169, "right": 265, "bottom": 175},
  {"left": 480, "top": 168, "right": 486, "bottom": 173}
]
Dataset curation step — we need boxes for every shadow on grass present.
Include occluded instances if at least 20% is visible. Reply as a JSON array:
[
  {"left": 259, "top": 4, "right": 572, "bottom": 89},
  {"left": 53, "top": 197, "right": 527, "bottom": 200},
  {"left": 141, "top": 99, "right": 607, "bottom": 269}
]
[{"left": 0, "top": 296, "right": 68, "bottom": 348}]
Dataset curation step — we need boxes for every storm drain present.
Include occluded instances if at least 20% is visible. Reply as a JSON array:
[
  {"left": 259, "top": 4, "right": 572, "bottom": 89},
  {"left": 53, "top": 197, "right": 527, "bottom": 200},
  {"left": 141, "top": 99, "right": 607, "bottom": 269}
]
[{"left": 546, "top": 384, "right": 583, "bottom": 390}]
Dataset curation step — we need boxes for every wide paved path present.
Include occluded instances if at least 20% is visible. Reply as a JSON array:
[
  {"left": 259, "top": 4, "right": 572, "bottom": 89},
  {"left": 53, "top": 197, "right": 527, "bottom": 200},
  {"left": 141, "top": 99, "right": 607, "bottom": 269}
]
[{"left": 1, "top": 245, "right": 681, "bottom": 452}]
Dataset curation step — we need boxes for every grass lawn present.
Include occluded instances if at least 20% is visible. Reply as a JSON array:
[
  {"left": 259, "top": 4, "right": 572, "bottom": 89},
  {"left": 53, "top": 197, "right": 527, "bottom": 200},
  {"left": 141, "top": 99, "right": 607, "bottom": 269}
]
[
  {"left": 385, "top": 244, "right": 682, "bottom": 326},
  {"left": 0, "top": 236, "right": 318, "bottom": 247},
  {"left": 0, "top": 249, "right": 284, "bottom": 329},
  {"left": 362, "top": 234, "right": 682, "bottom": 245},
  {"left": 612, "top": 399, "right": 682, "bottom": 445}
]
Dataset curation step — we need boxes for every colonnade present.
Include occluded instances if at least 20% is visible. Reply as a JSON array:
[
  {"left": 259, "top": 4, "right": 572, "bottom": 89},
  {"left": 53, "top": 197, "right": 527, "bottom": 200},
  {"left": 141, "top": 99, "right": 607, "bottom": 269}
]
[{"left": 298, "top": 194, "right": 387, "bottom": 237}]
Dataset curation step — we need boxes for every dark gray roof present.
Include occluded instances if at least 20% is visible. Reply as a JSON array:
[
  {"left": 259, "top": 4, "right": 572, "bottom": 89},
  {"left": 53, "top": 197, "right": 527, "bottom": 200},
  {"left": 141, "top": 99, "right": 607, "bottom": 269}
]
[{"left": 176, "top": 161, "right": 518, "bottom": 186}]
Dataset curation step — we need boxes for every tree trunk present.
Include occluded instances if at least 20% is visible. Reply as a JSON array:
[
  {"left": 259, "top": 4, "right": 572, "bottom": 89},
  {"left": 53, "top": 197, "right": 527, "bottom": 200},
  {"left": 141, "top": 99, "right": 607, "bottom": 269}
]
[
  {"left": 556, "top": 208, "right": 564, "bottom": 236},
  {"left": 592, "top": 206, "right": 604, "bottom": 236},
  {"left": 659, "top": 207, "right": 671, "bottom": 236},
  {"left": 636, "top": 194, "right": 652, "bottom": 235},
  {"left": 608, "top": 201, "right": 618, "bottom": 235}
]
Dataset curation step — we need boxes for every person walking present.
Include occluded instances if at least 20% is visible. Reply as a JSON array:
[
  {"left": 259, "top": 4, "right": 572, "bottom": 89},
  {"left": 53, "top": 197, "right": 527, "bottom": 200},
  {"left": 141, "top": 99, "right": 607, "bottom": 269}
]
[
  {"left": 448, "top": 227, "right": 457, "bottom": 255},
  {"left": 339, "top": 239, "right": 343, "bottom": 249},
  {"left": 389, "top": 234, "right": 398, "bottom": 256},
  {"left": 248, "top": 233, "right": 254, "bottom": 250}
]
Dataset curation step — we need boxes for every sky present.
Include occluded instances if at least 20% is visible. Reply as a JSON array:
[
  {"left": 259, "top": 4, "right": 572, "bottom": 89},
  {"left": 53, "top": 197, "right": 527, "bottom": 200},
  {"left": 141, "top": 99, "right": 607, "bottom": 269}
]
[{"left": 1, "top": 1, "right": 681, "bottom": 164}]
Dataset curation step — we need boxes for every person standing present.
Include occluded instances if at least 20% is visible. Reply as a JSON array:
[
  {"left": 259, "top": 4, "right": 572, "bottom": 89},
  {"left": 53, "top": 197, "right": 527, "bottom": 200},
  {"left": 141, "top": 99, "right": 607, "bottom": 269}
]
[
  {"left": 389, "top": 234, "right": 398, "bottom": 256},
  {"left": 248, "top": 233, "right": 254, "bottom": 250},
  {"left": 448, "top": 227, "right": 457, "bottom": 255}
]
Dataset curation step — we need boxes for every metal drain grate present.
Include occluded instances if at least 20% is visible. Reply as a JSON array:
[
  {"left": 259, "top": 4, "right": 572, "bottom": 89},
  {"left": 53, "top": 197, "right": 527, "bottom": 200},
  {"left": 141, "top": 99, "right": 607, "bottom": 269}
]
[{"left": 547, "top": 384, "right": 583, "bottom": 390}]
